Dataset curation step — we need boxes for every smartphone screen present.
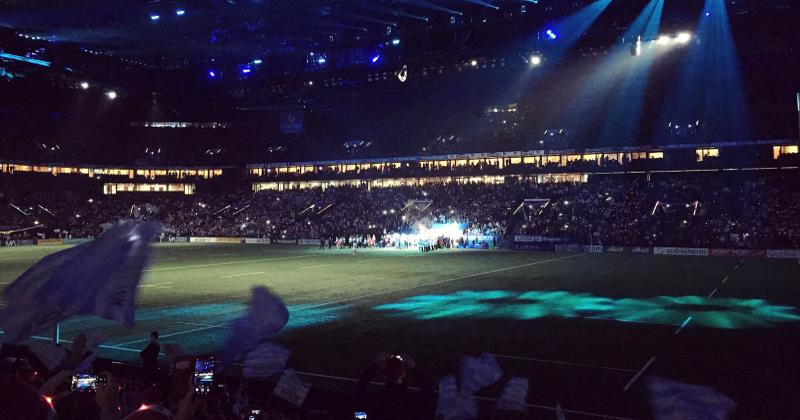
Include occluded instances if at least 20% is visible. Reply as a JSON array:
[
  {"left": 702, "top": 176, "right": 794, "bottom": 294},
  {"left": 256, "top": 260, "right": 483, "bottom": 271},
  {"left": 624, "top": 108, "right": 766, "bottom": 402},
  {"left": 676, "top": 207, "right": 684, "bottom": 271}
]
[
  {"left": 355, "top": 411, "right": 368, "bottom": 419},
  {"left": 193, "top": 357, "right": 215, "bottom": 396},
  {"left": 71, "top": 374, "right": 98, "bottom": 392}
]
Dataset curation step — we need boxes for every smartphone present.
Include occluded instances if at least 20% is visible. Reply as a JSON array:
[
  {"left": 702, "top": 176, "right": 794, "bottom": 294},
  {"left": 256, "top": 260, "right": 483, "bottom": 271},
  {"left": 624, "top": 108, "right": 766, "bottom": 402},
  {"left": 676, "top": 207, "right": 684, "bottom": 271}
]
[
  {"left": 248, "top": 409, "right": 262, "bottom": 420},
  {"left": 355, "top": 411, "right": 367, "bottom": 419},
  {"left": 193, "top": 357, "right": 215, "bottom": 396},
  {"left": 71, "top": 373, "right": 105, "bottom": 392}
]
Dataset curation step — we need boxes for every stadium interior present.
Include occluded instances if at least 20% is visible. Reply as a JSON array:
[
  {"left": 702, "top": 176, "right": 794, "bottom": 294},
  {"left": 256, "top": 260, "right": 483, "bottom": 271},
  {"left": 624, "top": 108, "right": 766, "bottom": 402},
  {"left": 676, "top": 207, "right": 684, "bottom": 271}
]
[{"left": 1, "top": 0, "right": 799, "bottom": 419}]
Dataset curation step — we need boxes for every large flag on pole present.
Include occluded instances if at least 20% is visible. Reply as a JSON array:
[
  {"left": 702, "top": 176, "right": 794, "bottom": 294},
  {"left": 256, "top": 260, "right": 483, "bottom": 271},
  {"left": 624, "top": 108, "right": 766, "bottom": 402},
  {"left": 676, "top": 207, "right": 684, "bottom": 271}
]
[
  {"left": 219, "top": 286, "right": 289, "bottom": 369},
  {"left": 0, "top": 222, "right": 162, "bottom": 343}
]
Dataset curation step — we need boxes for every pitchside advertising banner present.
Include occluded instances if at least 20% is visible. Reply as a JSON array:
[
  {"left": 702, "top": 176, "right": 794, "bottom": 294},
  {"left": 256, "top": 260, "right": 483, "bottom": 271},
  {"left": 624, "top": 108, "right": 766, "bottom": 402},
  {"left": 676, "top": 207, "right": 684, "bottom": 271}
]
[
  {"left": 64, "top": 238, "right": 93, "bottom": 245},
  {"left": 652, "top": 247, "right": 710, "bottom": 256},
  {"left": 555, "top": 244, "right": 603, "bottom": 253},
  {"left": 513, "top": 235, "right": 569, "bottom": 243},
  {"left": 189, "top": 237, "right": 218, "bottom": 243},
  {"left": 767, "top": 249, "right": 800, "bottom": 259},
  {"left": 512, "top": 243, "right": 555, "bottom": 251},
  {"left": 710, "top": 248, "right": 766, "bottom": 258},
  {"left": 244, "top": 238, "right": 271, "bottom": 244},
  {"left": 189, "top": 237, "right": 241, "bottom": 244},
  {"left": 605, "top": 246, "right": 653, "bottom": 254}
]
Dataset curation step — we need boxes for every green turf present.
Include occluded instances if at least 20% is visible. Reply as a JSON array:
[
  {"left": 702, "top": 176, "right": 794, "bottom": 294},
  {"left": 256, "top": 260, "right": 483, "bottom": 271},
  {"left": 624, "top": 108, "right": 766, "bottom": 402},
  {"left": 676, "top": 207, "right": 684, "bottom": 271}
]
[{"left": 2, "top": 244, "right": 799, "bottom": 418}]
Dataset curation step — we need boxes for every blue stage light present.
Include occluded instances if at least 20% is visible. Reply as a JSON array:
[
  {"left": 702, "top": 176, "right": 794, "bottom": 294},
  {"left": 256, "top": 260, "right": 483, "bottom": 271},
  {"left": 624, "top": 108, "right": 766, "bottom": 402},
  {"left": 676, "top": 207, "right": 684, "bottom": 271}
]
[
  {"left": 176, "top": 9, "right": 186, "bottom": 16},
  {"left": 208, "top": 70, "right": 217, "bottom": 78},
  {"left": 150, "top": 14, "right": 160, "bottom": 21},
  {"left": 546, "top": 29, "right": 558, "bottom": 40},
  {"left": 391, "top": 38, "right": 400, "bottom": 46},
  {"left": 241, "top": 67, "right": 251, "bottom": 74},
  {"left": 253, "top": 59, "right": 262, "bottom": 64},
  {"left": 317, "top": 57, "right": 327, "bottom": 64},
  {"left": 371, "top": 54, "right": 381, "bottom": 63}
]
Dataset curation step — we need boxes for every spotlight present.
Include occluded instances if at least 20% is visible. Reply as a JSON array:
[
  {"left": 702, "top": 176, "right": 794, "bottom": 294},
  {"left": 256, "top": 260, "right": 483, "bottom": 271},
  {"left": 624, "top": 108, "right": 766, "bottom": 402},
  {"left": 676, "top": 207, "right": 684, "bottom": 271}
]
[
  {"left": 391, "top": 38, "right": 400, "bottom": 46},
  {"left": 80, "top": 81, "right": 89, "bottom": 90},
  {"left": 656, "top": 35, "right": 670, "bottom": 45},
  {"left": 208, "top": 70, "right": 217, "bottom": 79},
  {"left": 546, "top": 29, "right": 558, "bottom": 40},
  {"left": 371, "top": 54, "right": 381, "bottom": 63},
  {"left": 149, "top": 14, "right": 160, "bottom": 21},
  {"left": 176, "top": 9, "right": 186, "bottom": 16},
  {"left": 675, "top": 32, "right": 692, "bottom": 44},
  {"left": 106, "top": 90, "right": 117, "bottom": 99},
  {"left": 470, "top": 59, "right": 478, "bottom": 66},
  {"left": 253, "top": 59, "right": 262, "bottom": 64},
  {"left": 529, "top": 55, "right": 542, "bottom": 66},
  {"left": 317, "top": 57, "right": 326, "bottom": 64}
]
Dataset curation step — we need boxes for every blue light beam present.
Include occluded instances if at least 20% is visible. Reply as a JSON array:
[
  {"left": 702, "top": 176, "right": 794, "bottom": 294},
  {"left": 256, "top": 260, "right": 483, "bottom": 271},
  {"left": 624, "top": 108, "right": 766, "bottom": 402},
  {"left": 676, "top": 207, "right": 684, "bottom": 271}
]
[
  {"left": 661, "top": 0, "right": 750, "bottom": 140},
  {"left": 597, "top": 0, "right": 665, "bottom": 144}
]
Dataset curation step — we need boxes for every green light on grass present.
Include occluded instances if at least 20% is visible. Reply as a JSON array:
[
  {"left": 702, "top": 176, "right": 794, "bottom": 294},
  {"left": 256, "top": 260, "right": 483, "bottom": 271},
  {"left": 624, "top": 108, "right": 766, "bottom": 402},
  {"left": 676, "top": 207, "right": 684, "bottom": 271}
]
[{"left": 375, "top": 290, "right": 800, "bottom": 329}]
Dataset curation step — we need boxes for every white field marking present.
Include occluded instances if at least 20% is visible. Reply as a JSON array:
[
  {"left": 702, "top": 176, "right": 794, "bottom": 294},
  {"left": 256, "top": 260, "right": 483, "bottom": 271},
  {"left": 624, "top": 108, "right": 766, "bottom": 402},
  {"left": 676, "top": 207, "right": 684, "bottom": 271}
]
[
  {"left": 708, "top": 288, "right": 718, "bottom": 298},
  {"left": 174, "top": 321, "right": 227, "bottom": 329},
  {"left": 674, "top": 316, "right": 693, "bottom": 335},
  {"left": 486, "top": 353, "right": 637, "bottom": 373},
  {"left": 221, "top": 272, "right": 265, "bottom": 278},
  {"left": 140, "top": 281, "right": 174, "bottom": 289},
  {"left": 146, "top": 254, "right": 317, "bottom": 272},
  {"left": 622, "top": 356, "right": 656, "bottom": 392},
  {"left": 295, "top": 254, "right": 583, "bottom": 312},
  {"left": 0, "top": 333, "right": 143, "bottom": 354},
  {"left": 113, "top": 325, "right": 221, "bottom": 347},
  {"left": 287, "top": 369, "right": 634, "bottom": 420},
  {"left": 721, "top": 276, "right": 729, "bottom": 284},
  {"left": 298, "top": 264, "right": 332, "bottom": 270},
  {"left": 357, "top": 259, "right": 384, "bottom": 263}
]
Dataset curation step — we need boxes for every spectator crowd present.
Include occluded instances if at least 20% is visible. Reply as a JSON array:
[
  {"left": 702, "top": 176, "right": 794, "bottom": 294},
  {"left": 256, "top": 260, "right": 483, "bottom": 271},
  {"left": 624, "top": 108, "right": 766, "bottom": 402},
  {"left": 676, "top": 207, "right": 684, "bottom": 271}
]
[{"left": 2, "top": 172, "right": 800, "bottom": 249}]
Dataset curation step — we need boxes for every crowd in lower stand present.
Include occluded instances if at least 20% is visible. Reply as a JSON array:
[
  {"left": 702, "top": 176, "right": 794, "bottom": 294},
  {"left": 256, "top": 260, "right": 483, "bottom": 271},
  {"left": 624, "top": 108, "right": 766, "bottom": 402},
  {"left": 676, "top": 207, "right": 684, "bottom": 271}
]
[
  {"left": 0, "top": 331, "right": 441, "bottom": 420},
  {"left": 2, "top": 172, "right": 800, "bottom": 249}
]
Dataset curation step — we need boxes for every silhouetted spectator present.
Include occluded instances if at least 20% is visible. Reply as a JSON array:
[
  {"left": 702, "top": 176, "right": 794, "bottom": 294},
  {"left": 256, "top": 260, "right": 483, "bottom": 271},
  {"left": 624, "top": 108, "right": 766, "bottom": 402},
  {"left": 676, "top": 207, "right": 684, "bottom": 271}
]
[
  {"left": 356, "top": 352, "right": 434, "bottom": 420},
  {"left": 140, "top": 331, "right": 160, "bottom": 382}
]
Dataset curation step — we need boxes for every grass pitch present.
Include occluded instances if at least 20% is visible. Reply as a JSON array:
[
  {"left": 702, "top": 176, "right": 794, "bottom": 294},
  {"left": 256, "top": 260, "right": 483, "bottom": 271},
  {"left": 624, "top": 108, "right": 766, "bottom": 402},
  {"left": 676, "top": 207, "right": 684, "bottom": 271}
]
[{"left": 2, "top": 244, "right": 799, "bottom": 418}]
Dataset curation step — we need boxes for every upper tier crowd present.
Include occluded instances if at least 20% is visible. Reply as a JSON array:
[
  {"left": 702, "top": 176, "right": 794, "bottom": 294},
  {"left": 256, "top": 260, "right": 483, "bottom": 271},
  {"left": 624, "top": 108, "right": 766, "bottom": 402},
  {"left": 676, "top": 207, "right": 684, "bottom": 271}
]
[{"left": 2, "top": 172, "right": 800, "bottom": 249}]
